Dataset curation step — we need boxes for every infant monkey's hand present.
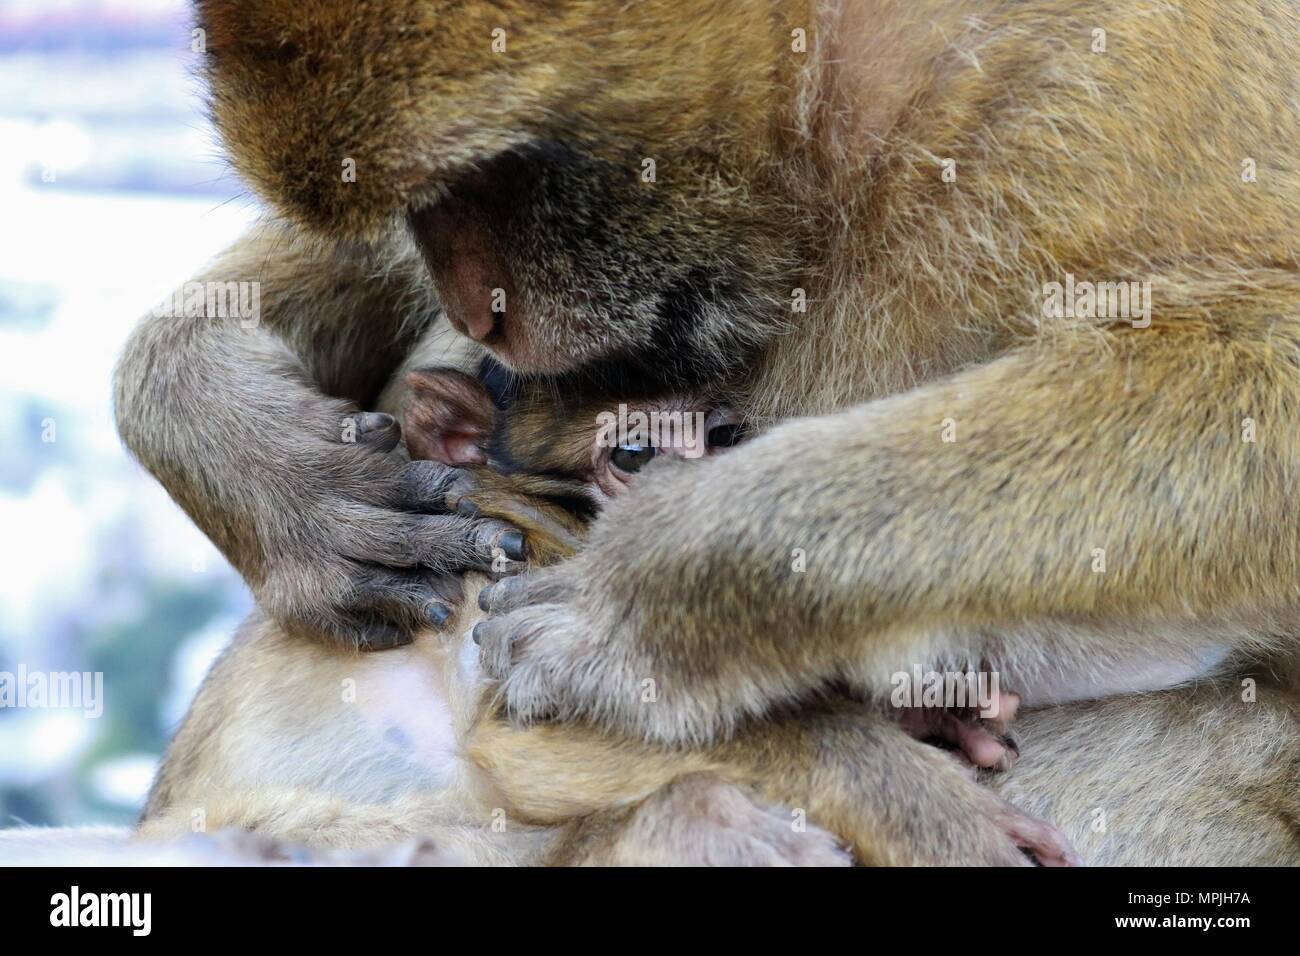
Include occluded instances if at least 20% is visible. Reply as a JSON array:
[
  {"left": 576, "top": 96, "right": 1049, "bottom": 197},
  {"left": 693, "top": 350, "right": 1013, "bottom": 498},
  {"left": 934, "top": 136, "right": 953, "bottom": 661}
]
[
  {"left": 261, "top": 410, "right": 526, "bottom": 651},
  {"left": 895, "top": 690, "right": 1022, "bottom": 772}
]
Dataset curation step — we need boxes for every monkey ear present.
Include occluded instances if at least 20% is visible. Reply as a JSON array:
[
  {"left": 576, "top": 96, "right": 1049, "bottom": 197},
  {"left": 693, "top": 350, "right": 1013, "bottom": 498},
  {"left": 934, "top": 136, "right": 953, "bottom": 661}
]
[{"left": 403, "top": 367, "right": 494, "bottom": 466}]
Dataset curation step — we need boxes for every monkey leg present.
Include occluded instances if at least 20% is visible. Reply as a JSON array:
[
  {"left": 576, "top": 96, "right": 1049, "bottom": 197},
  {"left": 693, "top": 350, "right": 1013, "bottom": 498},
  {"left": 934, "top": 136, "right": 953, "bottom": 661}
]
[
  {"left": 472, "top": 701, "right": 1075, "bottom": 865},
  {"left": 476, "top": 306, "right": 1300, "bottom": 743},
  {"left": 711, "top": 704, "right": 1079, "bottom": 866},
  {"left": 991, "top": 678, "right": 1300, "bottom": 866}
]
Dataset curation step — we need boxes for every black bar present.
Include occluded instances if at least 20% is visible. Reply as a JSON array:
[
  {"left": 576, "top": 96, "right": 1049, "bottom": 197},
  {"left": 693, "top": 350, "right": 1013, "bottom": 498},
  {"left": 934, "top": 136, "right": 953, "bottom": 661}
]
[{"left": 0, "top": 867, "right": 1280, "bottom": 941}]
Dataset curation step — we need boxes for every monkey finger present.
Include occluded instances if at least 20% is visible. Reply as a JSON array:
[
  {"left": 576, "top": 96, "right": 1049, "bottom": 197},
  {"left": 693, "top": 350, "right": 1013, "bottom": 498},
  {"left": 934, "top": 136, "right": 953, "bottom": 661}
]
[
  {"left": 347, "top": 511, "right": 526, "bottom": 575},
  {"left": 472, "top": 599, "right": 577, "bottom": 700},
  {"left": 348, "top": 566, "right": 461, "bottom": 638},
  {"left": 442, "top": 470, "right": 481, "bottom": 513},
  {"left": 411, "top": 513, "right": 527, "bottom": 573},
  {"left": 472, "top": 617, "right": 515, "bottom": 677},
  {"left": 472, "top": 610, "right": 547, "bottom": 679},
  {"left": 462, "top": 493, "right": 585, "bottom": 559},
  {"left": 350, "top": 411, "right": 403, "bottom": 453},
  {"left": 491, "top": 525, "right": 529, "bottom": 560},
  {"left": 470, "top": 523, "right": 529, "bottom": 579},
  {"left": 390, "top": 459, "right": 464, "bottom": 512},
  {"left": 473, "top": 520, "right": 529, "bottom": 573},
  {"left": 425, "top": 572, "right": 466, "bottom": 607},
  {"left": 352, "top": 620, "right": 415, "bottom": 651},
  {"left": 477, "top": 576, "right": 520, "bottom": 614},
  {"left": 477, "top": 572, "right": 558, "bottom": 614}
]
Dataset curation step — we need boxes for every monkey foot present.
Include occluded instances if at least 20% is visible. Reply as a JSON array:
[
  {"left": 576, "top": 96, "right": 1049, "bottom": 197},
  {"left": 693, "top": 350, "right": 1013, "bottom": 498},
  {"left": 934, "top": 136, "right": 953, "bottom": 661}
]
[
  {"left": 991, "top": 799, "right": 1084, "bottom": 867},
  {"left": 896, "top": 691, "right": 1021, "bottom": 771}
]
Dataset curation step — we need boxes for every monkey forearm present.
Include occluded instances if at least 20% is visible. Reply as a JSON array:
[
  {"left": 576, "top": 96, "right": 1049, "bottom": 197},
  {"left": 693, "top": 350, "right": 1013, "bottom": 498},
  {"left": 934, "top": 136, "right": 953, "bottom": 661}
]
[
  {"left": 653, "top": 322, "right": 1300, "bottom": 690},
  {"left": 116, "top": 312, "right": 340, "bottom": 578},
  {"left": 644, "top": 325, "right": 1298, "bottom": 686},
  {"left": 474, "top": 703, "right": 1067, "bottom": 864},
  {"left": 114, "top": 226, "right": 510, "bottom": 647},
  {"left": 115, "top": 227, "right": 420, "bottom": 577},
  {"left": 718, "top": 706, "right": 1073, "bottom": 865},
  {"left": 481, "top": 319, "right": 1300, "bottom": 737}
]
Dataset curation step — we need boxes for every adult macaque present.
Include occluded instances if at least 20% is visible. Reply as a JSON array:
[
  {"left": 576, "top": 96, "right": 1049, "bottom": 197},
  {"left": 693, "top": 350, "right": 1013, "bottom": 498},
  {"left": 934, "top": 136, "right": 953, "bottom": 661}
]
[{"left": 114, "top": 1, "right": 1300, "bottom": 750}]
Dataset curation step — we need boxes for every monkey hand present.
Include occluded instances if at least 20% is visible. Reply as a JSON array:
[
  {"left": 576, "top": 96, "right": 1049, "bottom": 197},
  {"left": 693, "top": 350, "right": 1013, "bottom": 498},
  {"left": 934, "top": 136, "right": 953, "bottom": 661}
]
[
  {"left": 256, "top": 410, "right": 528, "bottom": 650},
  {"left": 895, "top": 690, "right": 1022, "bottom": 772},
  {"left": 473, "top": 407, "right": 1027, "bottom": 745},
  {"left": 472, "top": 446, "right": 836, "bottom": 743}
]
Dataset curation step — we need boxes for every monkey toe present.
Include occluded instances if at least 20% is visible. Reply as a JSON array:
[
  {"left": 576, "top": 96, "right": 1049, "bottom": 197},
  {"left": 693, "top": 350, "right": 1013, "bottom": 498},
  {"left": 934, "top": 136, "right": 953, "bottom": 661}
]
[
  {"left": 993, "top": 805, "right": 1084, "bottom": 867},
  {"left": 983, "top": 691, "right": 1020, "bottom": 735},
  {"left": 898, "top": 705, "right": 1020, "bottom": 771},
  {"left": 930, "top": 712, "right": 1018, "bottom": 771}
]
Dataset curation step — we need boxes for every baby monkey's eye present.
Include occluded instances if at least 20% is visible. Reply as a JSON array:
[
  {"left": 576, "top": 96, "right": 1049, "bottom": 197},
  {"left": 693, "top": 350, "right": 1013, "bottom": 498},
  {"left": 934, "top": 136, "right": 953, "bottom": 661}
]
[{"left": 610, "top": 444, "right": 657, "bottom": 473}]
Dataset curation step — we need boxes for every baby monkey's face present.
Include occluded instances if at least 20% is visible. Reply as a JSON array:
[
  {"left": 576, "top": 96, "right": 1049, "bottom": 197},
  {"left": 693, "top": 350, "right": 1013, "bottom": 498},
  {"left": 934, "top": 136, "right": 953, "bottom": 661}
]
[{"left": 404, "top": 364, "right": 744, "bottom": 505}]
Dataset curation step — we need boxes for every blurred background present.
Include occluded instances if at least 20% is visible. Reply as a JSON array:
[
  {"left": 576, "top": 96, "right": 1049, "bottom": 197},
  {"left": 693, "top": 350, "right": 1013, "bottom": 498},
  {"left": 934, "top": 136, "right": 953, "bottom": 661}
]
[{"left": 0, "top": 0, "right": 260, "bottom": 826}]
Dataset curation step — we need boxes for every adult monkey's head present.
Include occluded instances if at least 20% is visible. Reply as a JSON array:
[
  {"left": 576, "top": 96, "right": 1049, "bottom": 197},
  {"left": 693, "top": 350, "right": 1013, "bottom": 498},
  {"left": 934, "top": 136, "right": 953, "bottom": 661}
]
[{"left": 197, "top": 0, "right": 818, "bottom": 388}]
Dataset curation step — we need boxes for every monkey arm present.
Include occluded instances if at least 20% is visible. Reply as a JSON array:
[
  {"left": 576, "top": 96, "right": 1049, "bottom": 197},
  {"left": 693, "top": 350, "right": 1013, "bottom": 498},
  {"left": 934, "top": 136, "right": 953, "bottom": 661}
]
[
  {"left": 113, "top": 224, "right": 515, "bottom": 649},
  {"left": 476, "top": 312, "right": 1300, "bottom": 742}
]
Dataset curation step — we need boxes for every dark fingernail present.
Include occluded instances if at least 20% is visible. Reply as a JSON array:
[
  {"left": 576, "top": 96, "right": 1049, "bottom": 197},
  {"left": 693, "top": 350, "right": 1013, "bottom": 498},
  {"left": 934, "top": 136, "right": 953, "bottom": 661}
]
[
  {"left": 457, "top": 499, "right": 481, "bottom": 518},
  {"left": 355, "top": 412, "right": 395, "bottom": 435},
  {"left": 478, "top": 585, "right": 494, "bottom": 613},
  {"left": 472, "top": 622, "right": 486, "bottom": 646},
  {"left": 1003, "top": 735, "right": 1020, "bottom": 757},
  {"left": 427, "top": 602, "right": 453, "bottom": 627},
  {"left": 500, "top": 531, "right": 527, "bottom": 561}
]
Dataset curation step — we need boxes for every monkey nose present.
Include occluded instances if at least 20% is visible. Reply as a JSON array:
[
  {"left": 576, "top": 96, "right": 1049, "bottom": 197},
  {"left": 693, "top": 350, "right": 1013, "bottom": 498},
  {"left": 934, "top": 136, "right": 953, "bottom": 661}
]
[
  {"left": 454, "top": 303, "right": 498, "bottom": 342},
  {"left": 410, "top": 203, "right": 508, "bottom": 343},
  {"left": 429, "top": 277, "right": 500, "bottom": 343}
]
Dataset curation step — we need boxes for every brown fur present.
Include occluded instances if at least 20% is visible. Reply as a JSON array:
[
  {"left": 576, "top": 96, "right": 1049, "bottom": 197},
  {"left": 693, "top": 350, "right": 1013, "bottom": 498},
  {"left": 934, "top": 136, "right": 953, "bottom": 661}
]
[{"left": 121, "top": 0, "right": 1300, "bottom": 735}]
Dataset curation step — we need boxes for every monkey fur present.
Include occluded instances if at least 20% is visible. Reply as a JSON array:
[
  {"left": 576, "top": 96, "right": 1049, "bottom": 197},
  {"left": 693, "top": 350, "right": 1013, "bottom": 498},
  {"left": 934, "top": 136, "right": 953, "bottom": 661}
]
[{"left": 112, "top": 0, "right": 1300, "bottom": 859}]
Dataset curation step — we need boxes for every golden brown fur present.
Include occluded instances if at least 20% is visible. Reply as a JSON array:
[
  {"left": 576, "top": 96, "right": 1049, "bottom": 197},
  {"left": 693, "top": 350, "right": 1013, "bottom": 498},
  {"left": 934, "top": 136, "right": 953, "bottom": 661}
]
[{"left": 124, "top": 0, "right": 1300, "bottom": 734}]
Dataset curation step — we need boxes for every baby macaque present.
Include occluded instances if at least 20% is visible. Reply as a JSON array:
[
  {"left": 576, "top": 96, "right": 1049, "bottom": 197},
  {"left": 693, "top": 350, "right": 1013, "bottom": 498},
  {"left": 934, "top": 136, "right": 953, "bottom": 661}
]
[
  {"left": 414, "top": 361, "right": 1022, "bottom": 770},
  {"left": 139, "top": 361, "right": 1075, "bottom": 866}
]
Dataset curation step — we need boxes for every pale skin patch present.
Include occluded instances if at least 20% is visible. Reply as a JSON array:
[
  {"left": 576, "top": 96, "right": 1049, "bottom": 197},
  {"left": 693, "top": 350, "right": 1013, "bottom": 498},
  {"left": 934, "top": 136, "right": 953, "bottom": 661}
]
[{"left": 353, "top": 644, "right": 462, "bottom": 782}]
